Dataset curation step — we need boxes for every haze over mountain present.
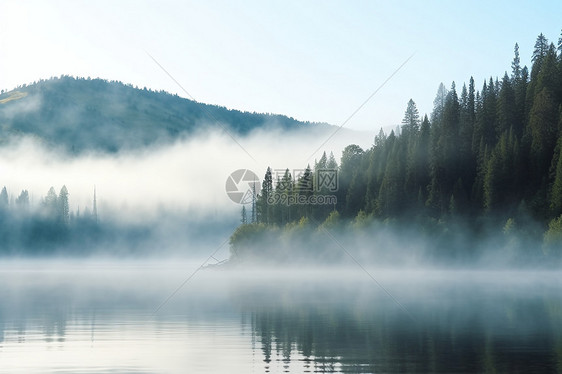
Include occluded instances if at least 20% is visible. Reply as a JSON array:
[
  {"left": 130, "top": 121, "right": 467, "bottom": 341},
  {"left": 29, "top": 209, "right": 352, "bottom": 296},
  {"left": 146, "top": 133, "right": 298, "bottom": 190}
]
[{"left": 0, "top": 76, "right": 332, "bottom": 153}]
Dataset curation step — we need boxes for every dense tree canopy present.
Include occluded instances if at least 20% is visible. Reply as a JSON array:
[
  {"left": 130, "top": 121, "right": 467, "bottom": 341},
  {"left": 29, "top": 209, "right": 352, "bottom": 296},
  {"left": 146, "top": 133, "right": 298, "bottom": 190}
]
[{"left": 239, "top": 31, "right": 562, "bottom": 259}]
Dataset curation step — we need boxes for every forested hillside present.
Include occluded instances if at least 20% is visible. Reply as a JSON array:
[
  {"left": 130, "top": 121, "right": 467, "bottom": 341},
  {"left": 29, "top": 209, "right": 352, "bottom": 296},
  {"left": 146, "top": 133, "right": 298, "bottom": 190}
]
[
  {"left": 233, "top": 32, "right": 562, "bottom": 261},
  {"left": 0, "top": 76, "right": 326, "bottom": 153}
]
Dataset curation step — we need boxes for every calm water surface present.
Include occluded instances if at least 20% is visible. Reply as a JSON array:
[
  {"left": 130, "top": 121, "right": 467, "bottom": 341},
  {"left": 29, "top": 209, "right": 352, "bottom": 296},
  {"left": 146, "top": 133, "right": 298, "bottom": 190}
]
[{"left": 0, "top": 261, "right": 560, "bottom": 373}]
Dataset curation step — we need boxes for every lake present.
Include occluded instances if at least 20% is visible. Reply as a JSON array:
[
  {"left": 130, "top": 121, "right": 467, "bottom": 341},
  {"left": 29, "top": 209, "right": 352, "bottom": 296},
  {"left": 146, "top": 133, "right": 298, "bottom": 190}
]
[{"left": 0, "top": 260, "right": 560, "bottom": 373}]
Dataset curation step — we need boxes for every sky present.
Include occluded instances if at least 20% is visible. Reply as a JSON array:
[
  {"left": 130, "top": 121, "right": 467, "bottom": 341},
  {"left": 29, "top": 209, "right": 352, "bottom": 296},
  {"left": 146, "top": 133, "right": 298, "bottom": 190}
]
[{"left": 0, "top": 1, "right": 561, "bottom": 132}]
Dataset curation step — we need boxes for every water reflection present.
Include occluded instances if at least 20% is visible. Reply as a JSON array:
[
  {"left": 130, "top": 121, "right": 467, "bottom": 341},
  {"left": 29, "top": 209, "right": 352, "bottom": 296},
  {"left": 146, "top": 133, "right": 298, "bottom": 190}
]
[
  {"left": 0, "top": 263, "right": 560, "bottom": 373},
  {"left": 232, "top": 270, "right": 562, "bottom": 373}
]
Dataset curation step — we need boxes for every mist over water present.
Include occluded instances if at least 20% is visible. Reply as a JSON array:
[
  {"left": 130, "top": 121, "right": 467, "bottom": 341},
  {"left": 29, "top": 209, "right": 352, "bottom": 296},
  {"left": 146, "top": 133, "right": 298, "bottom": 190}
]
[
  {"left": 0, "top": 126, "right": 373, "bottom": 256},
  {"left": 0, "top": 261, "right": 560, "bottom": 373},
  {"left": 0, "top": 115, "right": 560, "bottom": 372}
]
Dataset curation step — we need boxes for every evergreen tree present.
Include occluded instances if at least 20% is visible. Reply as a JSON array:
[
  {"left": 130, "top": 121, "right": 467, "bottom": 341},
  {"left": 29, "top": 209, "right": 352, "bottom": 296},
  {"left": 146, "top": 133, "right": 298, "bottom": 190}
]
[
  {"left": 468, "top": 77, "right": 476, "bottom": 125},
  {"left": 257, "top": 167, "right": 273, "bottom": 224},
  {"left": 459, "top": 82, "right": 476, "bottom": 185},
  {"left": 431, "top": 83, "right": 448, "bottom": 126},
  {"left": 15, "top": 190, "right": 29, "bottom": 208},
  {"left": 275, "top": 169, "right": 293, "bottom": 224},
  {"left": 535, "top": 43, "right": 559, "bottom": 96},
  {"left": 295, "top": 165, "right": 313, "bottom": 219},
  {"left": 403, "top": 100, "right": 422, "bottom": 204},
  {"left": 0, "top": 187, "right": 8, "bottom": 208},
  {"left": 44, "top": 187, "right": 58, "bottom": 218},
  {"left": 401, "top": 99, "right": 420, "bottom": 135},
  {"left": 93, "top": 187, "right": 98, "bottom": 223},
  {"left": 58, "top": 185, "right": 70, "bottom": 225},
  {"left": 475, "top": 78, "right": 497, "bottom": 147},
  {"left": 513, "top": 65, "right": 528, "bottom": 138},
  {"left": 532, "top": 33, "right": 549, "bottom": 66},
  {"left": 241, "top": 205, "right": 248, "bottom": 224},
  {"left": 428, "top": 82, "right": 460, "bottom": 213},
  {"left": 326, "top": 152, "right": 338, "bottom": 170},
  {"left": 511, "top": 43, "right": 521, "bottom": 81},
  {"left": 315, "top": 151, "right": 327, "bottom": 171},
  {"left": 418, "top": 115, "right": 432, "bottom": 194},
  {"left": 527, "top": 33, "right": 551, "bottom": 115}
]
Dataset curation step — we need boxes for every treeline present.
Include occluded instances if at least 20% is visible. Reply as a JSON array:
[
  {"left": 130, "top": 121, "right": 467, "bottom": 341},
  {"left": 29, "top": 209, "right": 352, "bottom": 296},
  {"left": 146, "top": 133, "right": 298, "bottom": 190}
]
[
  {"left": 0, "top": 185, "right": 99, "bottom": 254},
  {"left": 234, "top": 31, "right": 562, "bottom": 260},
  {"left": 0, "top": 185, "right": 97, "bottom": 223},
  {"left": 249, "top": 151, "right": 338, "bottom": 227}
]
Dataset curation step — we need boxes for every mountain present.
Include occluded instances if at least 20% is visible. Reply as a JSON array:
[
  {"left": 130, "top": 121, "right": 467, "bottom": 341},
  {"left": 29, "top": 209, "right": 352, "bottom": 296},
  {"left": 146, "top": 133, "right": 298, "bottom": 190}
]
[{"left": 0, "top": 76, "right": 329, "bottom": 153}]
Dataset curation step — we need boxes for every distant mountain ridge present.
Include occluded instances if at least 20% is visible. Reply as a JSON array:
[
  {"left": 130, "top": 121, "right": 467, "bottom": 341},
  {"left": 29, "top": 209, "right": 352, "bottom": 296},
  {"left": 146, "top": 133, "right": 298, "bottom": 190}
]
[{"left": 0, "top": 76, "right": 331, "bottom": 153}]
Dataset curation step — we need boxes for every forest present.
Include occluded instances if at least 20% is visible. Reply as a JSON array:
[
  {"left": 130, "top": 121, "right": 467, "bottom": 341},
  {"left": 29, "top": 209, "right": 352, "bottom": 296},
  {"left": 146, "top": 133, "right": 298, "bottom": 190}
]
[
  {"left": 231, "top": 32, "right": 562, "bottom": 264},
  {"left": 0, "top": 185, "right": 104, "bottom": 254},
  {"left": 0, "top": 181, "right": 235, "bottom": 256}
]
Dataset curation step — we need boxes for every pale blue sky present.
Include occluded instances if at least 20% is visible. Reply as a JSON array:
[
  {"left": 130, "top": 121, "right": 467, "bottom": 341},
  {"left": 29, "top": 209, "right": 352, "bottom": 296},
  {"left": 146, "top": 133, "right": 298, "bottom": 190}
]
[{"left": 1, "top": 1, "right": 561, "bottom": 131}]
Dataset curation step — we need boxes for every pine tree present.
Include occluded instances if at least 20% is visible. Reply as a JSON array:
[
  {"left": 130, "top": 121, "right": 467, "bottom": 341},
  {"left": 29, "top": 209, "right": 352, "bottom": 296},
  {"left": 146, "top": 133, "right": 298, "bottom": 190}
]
[
  {"left": 15, "top": 190, "right": 29, "bottom": 208},
  {"left": 527, "top": 34, "right": 551, "bottom": 115},
  {"left": 468, "top": 77, "right": 476, "bottom": 125},
  {"left": 536, "top": 43, "right": 559, "bottom": 96},
  {"left": 58, "top": 185, "right": 70, "bottom": 225},
  {"left": 374, "top": 128, "right": 386, "bottom": 147},
  {"left": 315, "top": 151, "right": 327, "bottom": 171},
  {"left": 459, "top": 82, "right": 476, "bottom": 185},
  {"left": 277, "top": 169, "right": 293, "bottom": 224},
  {"left": 0, "top": 187, "right": 8, "bottom": 208},
  {"left": 431, "top": 83, "right": 448, "bottom": 126},
  {"left": 296, "top": 165, "right": 313, "bottom": 219},
  {"left": 476, "top": 78, "right": 497, "bottom": 147},
  {"left": 326, "top": 152, "right": 338, "bottom": 170},
  {"left": 418, "top": 115, "right": 432, "bottom": 193},
  {"left": 532, "top": 33, "right": 549, "bottom": 66},
  {"left": 241, "top": 205, "right": 248, "bottom": 224},
  {"left": 401, "top": 99, "right": 420, "bottom": 135},
  {"left": 257, "top": 167, "right": 273, "bottom": 224},
  {"left": 403, "top": 99, "right": 422, "bottom": 204},
  {"left": 513, "top": 65, "right": 528, "bottom": 138},
  {"left": 44, "top": 187, "right": 58, "bottom": 218},
  {"left": 93, "top": 186, "right": 98, "bottom": 223},
  {"left": 512, "top": 43, "right": 521, "bottom": 81}
]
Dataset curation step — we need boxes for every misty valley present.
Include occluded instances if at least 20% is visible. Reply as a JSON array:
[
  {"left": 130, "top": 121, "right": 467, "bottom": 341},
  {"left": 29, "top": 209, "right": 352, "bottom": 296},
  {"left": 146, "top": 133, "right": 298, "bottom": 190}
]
[{"left": 1, "top": 26, "right": 562, "bottom": 373}]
